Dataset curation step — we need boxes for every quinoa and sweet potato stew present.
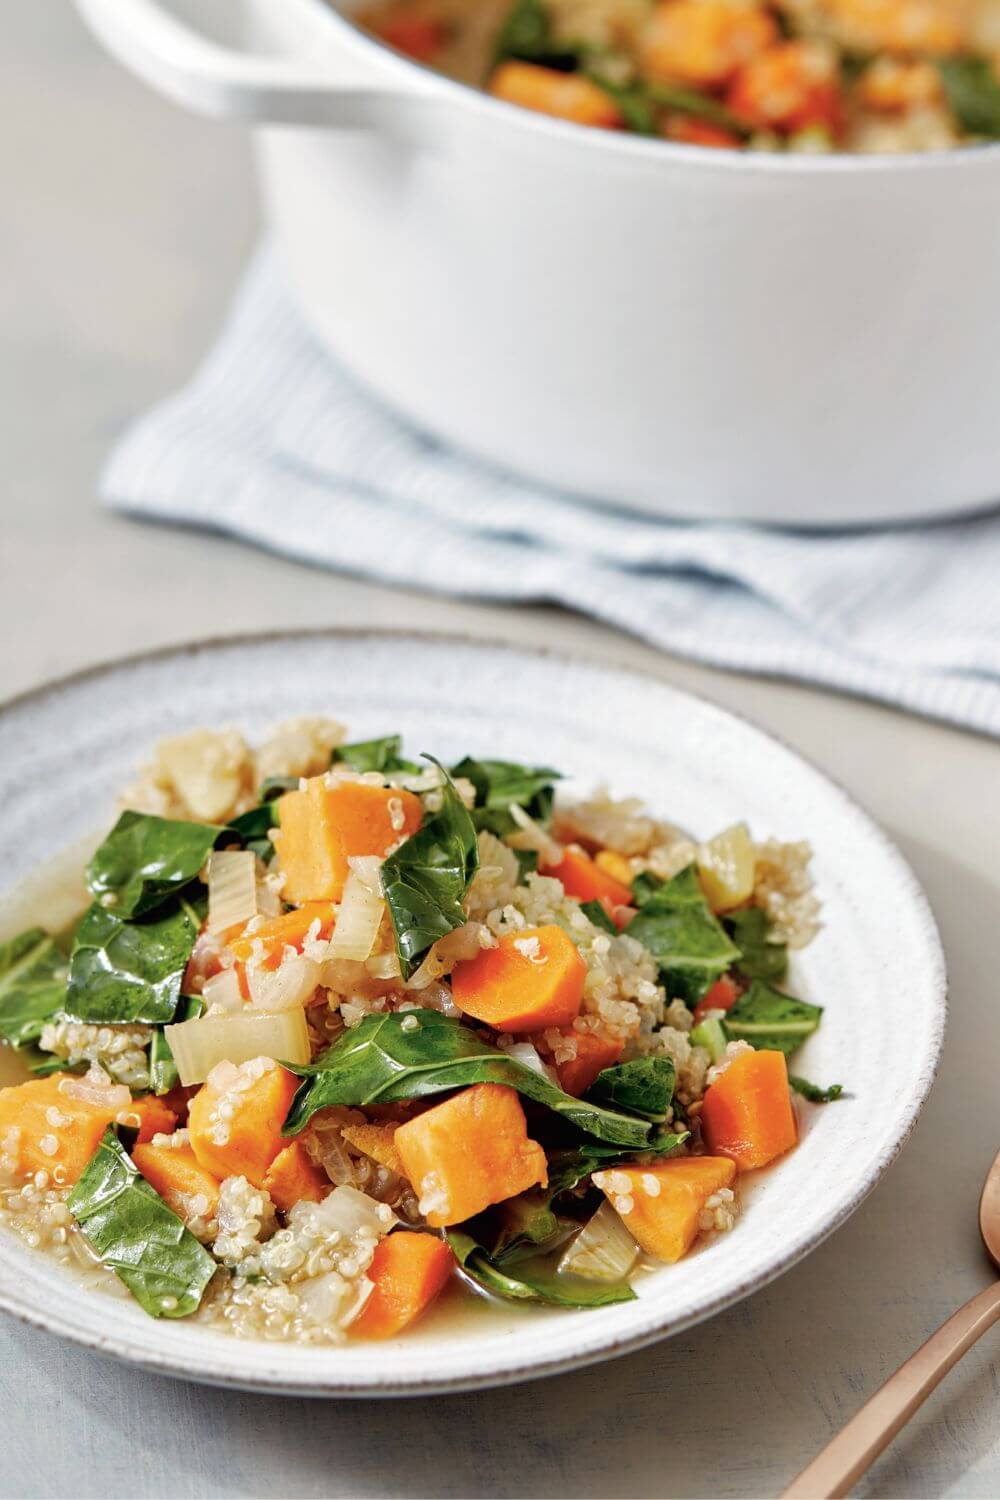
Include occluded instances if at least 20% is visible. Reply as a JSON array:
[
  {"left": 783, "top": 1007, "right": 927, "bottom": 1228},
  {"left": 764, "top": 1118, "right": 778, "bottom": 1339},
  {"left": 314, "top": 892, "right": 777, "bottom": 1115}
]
[
  {"left": 356, "top": 0, "right": 1000, "bottom": 152},
  {"left": 0, "top": 718, "right": 839, "bottom": 1343}
]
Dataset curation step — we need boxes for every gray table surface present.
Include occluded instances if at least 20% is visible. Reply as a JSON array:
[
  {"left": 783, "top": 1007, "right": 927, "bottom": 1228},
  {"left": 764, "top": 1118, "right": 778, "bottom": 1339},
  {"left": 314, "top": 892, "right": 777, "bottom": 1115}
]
[{"left": 2, "top": 7, "right": 999, "bottom": 1497}]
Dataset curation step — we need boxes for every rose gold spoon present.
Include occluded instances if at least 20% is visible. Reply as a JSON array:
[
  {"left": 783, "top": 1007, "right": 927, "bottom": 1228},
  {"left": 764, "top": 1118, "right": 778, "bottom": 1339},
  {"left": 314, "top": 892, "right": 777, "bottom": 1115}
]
[{"left": 783, "top": 1147, "right": 1000, "bottom": 1500}]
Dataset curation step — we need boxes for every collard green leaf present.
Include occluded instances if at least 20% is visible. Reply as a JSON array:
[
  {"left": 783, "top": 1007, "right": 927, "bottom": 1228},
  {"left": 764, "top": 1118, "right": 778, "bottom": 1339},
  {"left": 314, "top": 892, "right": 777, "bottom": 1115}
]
[
  {"left": 724, "top": 906, "right": 788, "bottom": 984},
  {"left": 939, "top": 58, "right": 1000, "bottom": 137},
  {"left": 447, "top": 1229, "right": 635, "bottom": 1308},
  {"left": 149, "top": 995, "right": 203, "bottom": 1095},
  {"left": 227, "top": 799, "right": 282, "bottom": 862},
  {"left": 626, "top": 864, "right": 740, "bottom": 1004},
  {"left": 0, "top": 927, "right": 69, "bottom": 1047},
  {"left": 588, "top": 1057, "right": 675, "bottom": 1122},
  {"left": 86, "top": 811, "right": 219, "bottom": 919},
  {"left": 544, "top": 1132, "right": 687, "bottom": 1197},
  {"left": 68, "top": 1129, "right": 216, "bottom": 1317},
  {"left": 259, "top": 775, "right": 299, "bottom": 798},
  {"left": 492, "top": 0, "right": 582, "bottom": 67},
  {"left": 587, "top": 76, "right": 658, "bottom": 133},
  {"left": 65, "top": 894, "right": 204, "bottom": 1025},
  {"left": 789, "top": 1075, "right": 843, "bottom": 1104},
  {"left": 284, "top": 1010, "right": 661, "bottom": 1147},
  {"left": 452, "top": 756, "right": 560, "bottom": 838},
  {"left": 580, "top": 899, "right": 617, "bottom": 934},
  {"left": 381, "top": 766, "right": 479, "bottom": 978},
  {"left": 646, "top": 80, "right": 749, "bottom": 135},
  {"left": 723, "top": 979, "right": 822, "bottom": 1056},
  {"left": 333, "top": 734, "right": 417, "bottom": 774}
]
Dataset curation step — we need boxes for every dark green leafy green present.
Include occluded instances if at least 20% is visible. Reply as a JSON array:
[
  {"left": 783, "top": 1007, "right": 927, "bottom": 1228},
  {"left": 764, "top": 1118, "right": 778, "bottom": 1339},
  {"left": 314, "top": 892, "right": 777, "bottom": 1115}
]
[
  {"left": 452, "top": 755, "right": 560, "bottom": 838},
  {"left": 724, "top": 906, "right": 788, "bottom": 983},
  {"left": 939, "top": 58, "right": 1000, "bottom": 137},
  {"left": 284, "top": 1010, "right": 664, "bottom": 1147},
  {"left": 149, "top": 995, "right": 203, "bottom": 1095},
  {"left": 580, "top": 899, "right": 617, "bottom": 934},
  {"left": 626, "top": 865, "right": 740, "bottom": 1004},
  {"left": 646, "top": 80, "right": 749, "bottom": 135},
  {"left": 68, "top": 1129, "right": 216, "bottom": 1317},
  {"left": 587, "top": 76, "right": 658, "bottom": 133},
  {"left": 380, "top": 764, "right": 479, "bottom": 978},
  {"left": 544, "top": 1133, "right": 687, "bottom": 1198},
  {"left": 0, "top": 928, "right": 69, "bottom": 1047},
  {"left": 588, "top": 1057, "right": 674, "bottom": 1122},
  {"left": 333, "top": 734, "right": 418, "bottom": 774},
  {"left": 86, "top": 812, "right": 219, "bottom": 919},
  {"left": 723, "top": 979, "right": 822, "bottom": 1055},
  {"left": 65, "top": 894, "right": 205, "bottom": 1025},
  {"left": 789, "top": 1075, "right": 843, "bottom": 1104},
  {"left": 488, "top": 1191, "right": 567, "bottom": 1260},
  {"left": 514, "top": 849, "right": 539, "bottom": 881},
  {"left": 447, "top": 1229, "right": 635, "bottom": 1307},
  {"left": 227, "top": 799, "right": 281, "bottom": 861},
  {"left": 493, "top": 0, "right": 583, "bottom": 67},
  {"left": 259, "top": 775, "right": 299, "bottom": 798}
]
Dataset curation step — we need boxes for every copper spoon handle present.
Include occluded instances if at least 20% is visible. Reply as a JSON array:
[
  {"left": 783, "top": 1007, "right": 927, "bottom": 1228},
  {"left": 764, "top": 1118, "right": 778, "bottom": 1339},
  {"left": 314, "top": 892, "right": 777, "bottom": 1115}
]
[{"left": 782, "top": 1280, "right": 1000, "bottom": 1499}]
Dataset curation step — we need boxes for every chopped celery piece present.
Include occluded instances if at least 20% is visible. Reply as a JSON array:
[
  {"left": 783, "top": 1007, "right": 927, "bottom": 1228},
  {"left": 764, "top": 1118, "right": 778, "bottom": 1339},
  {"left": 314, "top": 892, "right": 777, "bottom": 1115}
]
[{"left": 690, "top": 1016, "right": 727, "bottom": 1063}]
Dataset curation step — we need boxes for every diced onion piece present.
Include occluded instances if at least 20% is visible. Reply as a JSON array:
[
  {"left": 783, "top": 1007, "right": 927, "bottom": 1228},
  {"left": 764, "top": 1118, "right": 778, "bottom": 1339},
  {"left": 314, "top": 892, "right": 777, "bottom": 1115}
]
[
  {"left": 347, "top": 855, "right": 383, "bottom": 894},
  {"left": 506, "top": 803, "right": 563, "bottom": 867},
  {"left": 328, "top": 869, "right": 384, "bottom": 962},
  {"left": 59, "top": 1073, "right": 132, "bottom": 1113},
  {"left": 558, "top": 1200, "right": 640, "bottom": 1283},
  {"left": 207, "top": 849, "right": 257, "bottom": 936},
  {"left": 303, "top": 1183, "right": 396, "bottom": 1241},
  {"left": 503, "top": 1041, "right": 559, "bottom": 1084},
  {"left": 164, "top": 1009, "right": 311, "bottom": 1086},
  {"left": 366, "top": 951, "right": 401, "bottom": 980},
  {"left": 201, "top": 967, "right": 245, "bottom": 1014},
  {"left": 246, "top": 954, "right": 321, "bottom": 1012},
  {"left": 697, "top": 822, "right": 755, "bottom": 912}
]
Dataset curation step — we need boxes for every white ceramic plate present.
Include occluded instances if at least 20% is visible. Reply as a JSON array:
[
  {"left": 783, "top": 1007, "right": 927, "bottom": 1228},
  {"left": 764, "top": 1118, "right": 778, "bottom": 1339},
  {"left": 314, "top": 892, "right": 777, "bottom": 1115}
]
[{"left": 0, "top": 632, "right": 945, "bottom": 1396}]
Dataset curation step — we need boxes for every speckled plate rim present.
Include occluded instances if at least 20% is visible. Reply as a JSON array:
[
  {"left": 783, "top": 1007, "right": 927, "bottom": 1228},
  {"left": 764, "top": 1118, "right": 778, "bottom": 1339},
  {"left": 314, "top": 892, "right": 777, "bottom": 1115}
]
[{"left": 0, "top": 628, "right": 947, "bottom": 1397}]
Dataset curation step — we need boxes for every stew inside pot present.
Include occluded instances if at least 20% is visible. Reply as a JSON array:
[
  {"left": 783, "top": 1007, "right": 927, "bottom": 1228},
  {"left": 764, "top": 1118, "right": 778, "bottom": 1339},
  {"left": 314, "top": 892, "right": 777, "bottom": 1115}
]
[{"left": 354, "top": 0, "right": 1000, "bottom": 151}]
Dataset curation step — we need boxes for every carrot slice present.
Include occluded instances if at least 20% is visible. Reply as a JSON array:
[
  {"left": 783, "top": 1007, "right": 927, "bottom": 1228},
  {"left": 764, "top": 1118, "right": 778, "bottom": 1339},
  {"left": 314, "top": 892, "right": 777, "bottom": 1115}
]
[
  {"left": 701, "top": 1048, "right": 797, "bottom": 1170},
  {"left": 541, "top": 845, "right": 633, "bottom": 909},
  {"left": 188, "top": 1060, "right": 299, "bottom": 1188},
  {"left": 489, "top": 62, "right": 624, "bottom": 128},
  {"left": 594, "top": 1156, "right": 736, "bottom": 1262},
  {"left": 263, "top": 1141, "right": 328, "bottom": 1212},
  {"left": 273, "top": 778, "right": 422, "bottom": 904},
  {"left": 450, "top": 925, "right": 586, "bottom": 1033},
  {"left": 132, "top": 1141, "right": 221, "bottom": 1221},
  {"left": 351, "top": 1231, "right": 455, "bottom": 1339},
  {"left": 394, "top": 1083, "right": 547, "bottom": 1227}
]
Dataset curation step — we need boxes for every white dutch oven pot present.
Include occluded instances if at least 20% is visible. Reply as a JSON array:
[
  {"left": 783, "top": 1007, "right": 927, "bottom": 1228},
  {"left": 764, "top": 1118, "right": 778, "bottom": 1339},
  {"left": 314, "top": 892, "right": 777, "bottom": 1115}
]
[{"left": 77, "top": 0, "right": 1000, "bottom": 526}]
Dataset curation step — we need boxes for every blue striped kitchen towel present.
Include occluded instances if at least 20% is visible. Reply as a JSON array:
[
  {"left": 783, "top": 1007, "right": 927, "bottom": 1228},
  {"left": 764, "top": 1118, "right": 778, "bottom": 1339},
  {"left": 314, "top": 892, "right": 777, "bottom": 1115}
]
[{"left": 102, "top": 247, "right": 1000, "bottom": 738}]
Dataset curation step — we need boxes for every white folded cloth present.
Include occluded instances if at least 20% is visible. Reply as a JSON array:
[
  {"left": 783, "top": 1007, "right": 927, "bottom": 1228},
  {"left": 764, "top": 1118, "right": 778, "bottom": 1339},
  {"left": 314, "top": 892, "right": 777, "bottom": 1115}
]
[{"left": 102, "top": 248, "right": 1000, "bottom": 738}]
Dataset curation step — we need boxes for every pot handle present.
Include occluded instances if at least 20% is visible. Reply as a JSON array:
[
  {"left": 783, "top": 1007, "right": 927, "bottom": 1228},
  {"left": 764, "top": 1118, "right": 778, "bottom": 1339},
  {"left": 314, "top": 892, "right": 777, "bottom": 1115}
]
[{"left": 74, "top": 0, "right": 440, "bottom": 136}]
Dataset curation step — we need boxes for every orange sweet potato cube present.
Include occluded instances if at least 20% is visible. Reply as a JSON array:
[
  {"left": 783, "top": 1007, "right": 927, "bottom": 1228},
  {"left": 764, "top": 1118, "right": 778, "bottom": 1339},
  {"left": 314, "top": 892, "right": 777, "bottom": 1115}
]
[
  {"left": 594, "top": 1156, "right": 737, "bottom": 1263},
  {"left": 132, "top": 1140, "right": 221, "bottom": 1220},
  {"left": 0, "top": 1075, "right": 119, "bottom": 1187},
  {"left": 188, "top": 1060, "right": 299, "bottom": 1188},
  {"left": 273, "top": 778, "right": 422, "bottom": 903},
  {"left": 394, "top": 1083, "right": 547, "bottom": 1227},
  {"left": 263, "top": 1141, "right": 329, "bottom": 1212}
]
